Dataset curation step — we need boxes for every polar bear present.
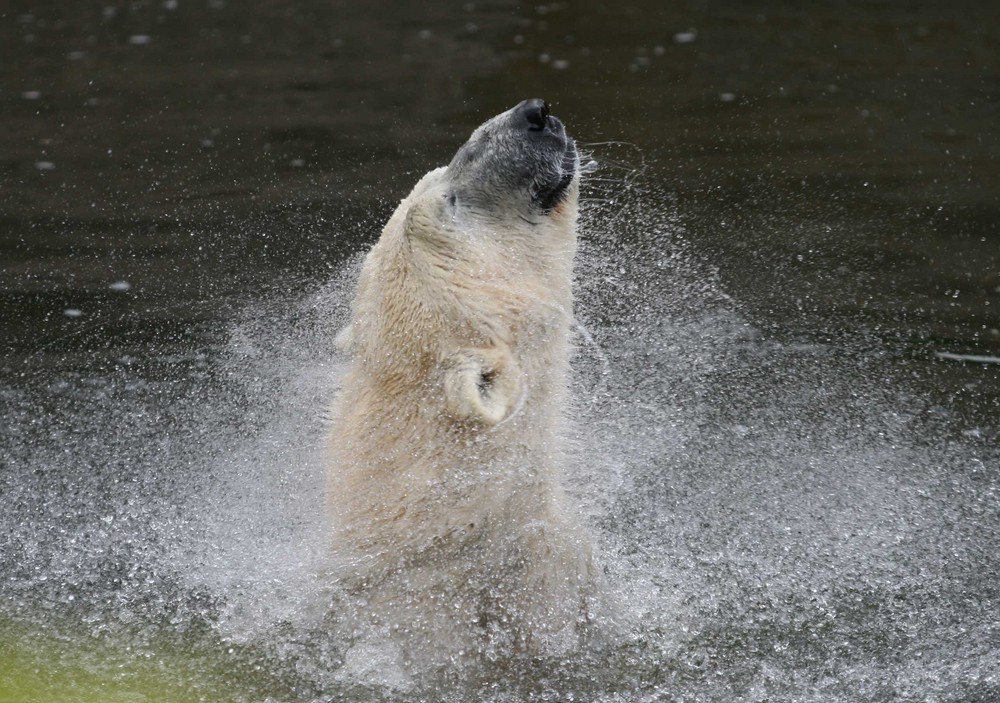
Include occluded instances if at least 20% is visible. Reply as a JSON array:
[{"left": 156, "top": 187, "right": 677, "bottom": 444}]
[{"left": 325, "top": 99, "right": 601, "bottom": 671}]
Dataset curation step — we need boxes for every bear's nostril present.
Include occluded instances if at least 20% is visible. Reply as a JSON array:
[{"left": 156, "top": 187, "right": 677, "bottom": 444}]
[{"left": 522, "top": 98, "right": 550, "bottom": 131}]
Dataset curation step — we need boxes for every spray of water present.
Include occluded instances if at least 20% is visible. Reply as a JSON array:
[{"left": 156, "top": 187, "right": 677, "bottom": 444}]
[{"left": 1, "top": 154, "right": 997, "bottom": 701}]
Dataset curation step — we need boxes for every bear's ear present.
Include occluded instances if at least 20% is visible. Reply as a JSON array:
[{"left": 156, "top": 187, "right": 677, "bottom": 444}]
[
  {"left": 443, "top": 346, "right": 524, "bottom": 427},
  {"left": 403, "top": 189, "right": 450, "bottom": 241}
]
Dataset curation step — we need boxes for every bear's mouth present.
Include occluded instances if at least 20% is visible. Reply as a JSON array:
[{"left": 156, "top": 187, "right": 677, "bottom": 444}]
[{"left": 532, "top": 140, "right": 578, "bottom": 212}]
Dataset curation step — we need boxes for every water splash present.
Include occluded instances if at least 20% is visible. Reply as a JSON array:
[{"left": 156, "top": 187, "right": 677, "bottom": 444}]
[{"left": 1, "top": 170, "right": 997, "bottom": 700}]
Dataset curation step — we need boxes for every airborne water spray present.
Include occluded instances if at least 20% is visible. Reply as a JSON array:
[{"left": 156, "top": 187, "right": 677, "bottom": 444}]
[{"left": 1, "top": 147, "right": 997, "bottom": 701}]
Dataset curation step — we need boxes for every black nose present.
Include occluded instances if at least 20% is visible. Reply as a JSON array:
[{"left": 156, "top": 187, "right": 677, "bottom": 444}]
[{"left": 520, "top": 98, "right": 551, "bottom": 130}]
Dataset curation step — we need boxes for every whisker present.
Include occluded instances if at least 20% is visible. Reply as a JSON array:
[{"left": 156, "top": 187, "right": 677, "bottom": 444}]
[{"left": 578, "top": 140, "right": 642, "bottom": 149}]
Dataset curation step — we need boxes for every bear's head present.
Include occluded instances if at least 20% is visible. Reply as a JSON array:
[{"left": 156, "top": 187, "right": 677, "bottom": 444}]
[
  {"left": 400, "top": 99, "right": 580, "bottom": 253},
  {"left": 342, "top": 100, "right": 583, "bottom": 408},
  {"left": 446, "top": 98, "right": 579, "bottom": 216}
]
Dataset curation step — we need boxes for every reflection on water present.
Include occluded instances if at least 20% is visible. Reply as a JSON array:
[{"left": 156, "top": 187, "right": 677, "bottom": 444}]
[{"left": 1, "top": 1, "right": 998, "bottom": 701}]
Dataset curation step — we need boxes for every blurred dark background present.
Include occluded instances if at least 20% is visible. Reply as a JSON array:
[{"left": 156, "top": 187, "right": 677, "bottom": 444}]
[{"left": 1, "top": 1, "right": 997, "bottom": 392}]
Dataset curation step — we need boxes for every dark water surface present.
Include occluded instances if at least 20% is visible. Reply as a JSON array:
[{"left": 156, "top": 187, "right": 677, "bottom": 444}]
[
  {"left": 3, "top": 2, "right": 997, "bottom": 366},
  {"left": 1, "top": 2, "right": 998, "bottom": 701}
]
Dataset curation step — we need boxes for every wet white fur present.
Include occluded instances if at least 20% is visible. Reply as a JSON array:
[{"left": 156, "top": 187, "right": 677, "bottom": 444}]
[{"left": 326, "top": 161, "right": 599, "bottom": 671}]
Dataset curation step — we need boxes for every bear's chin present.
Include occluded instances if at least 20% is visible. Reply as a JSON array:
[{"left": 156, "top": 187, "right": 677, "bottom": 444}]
[{"left": 531, "top": 141, "right": 579, "bottom": 212}]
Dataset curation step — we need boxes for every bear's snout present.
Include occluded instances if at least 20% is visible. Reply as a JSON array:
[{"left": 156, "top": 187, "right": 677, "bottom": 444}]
[
  {"left": 516, "top": 98, "right": 565, "bottom": 137},
  {"left": 521, "top": 98, "right": 550, "bottom": 130}
]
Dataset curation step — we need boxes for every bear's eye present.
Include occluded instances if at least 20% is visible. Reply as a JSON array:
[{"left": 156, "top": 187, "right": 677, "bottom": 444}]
[{"left": 446, "top": 192, "right": 458, "bottom": 208}]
